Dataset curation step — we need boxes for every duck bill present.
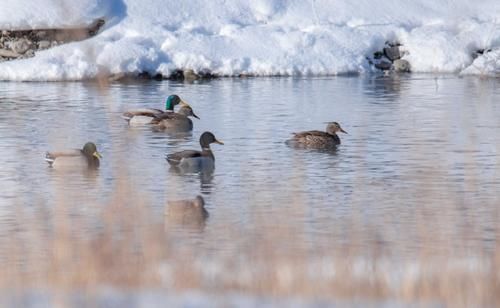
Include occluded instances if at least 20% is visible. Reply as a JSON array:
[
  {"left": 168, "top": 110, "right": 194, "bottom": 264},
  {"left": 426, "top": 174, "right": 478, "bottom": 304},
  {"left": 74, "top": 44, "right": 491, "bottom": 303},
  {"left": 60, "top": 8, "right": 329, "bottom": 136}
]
[
  {"left": 93, "top": 151, "right": 102, "bottom": 159},
  {"left": 340, "top": 128, "right": 348, "bottom": 134},
  {"left": 215, "top": 139, "right": 224, "bottom": 145}
]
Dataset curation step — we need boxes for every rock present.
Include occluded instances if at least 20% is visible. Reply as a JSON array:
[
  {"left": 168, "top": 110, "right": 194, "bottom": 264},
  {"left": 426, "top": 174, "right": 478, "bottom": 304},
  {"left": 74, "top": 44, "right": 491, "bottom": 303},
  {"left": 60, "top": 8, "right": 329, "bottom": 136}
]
[
  {"left": 374, "top": 59, "right": 392, "bottom": 71},
  {"left": 373, "top": 51, "right": 384, "bottom": 59},
  {"left": 38, "top": 40, "right": 51, "bottom": 49},
  {"left": 35, "top": 31, "right": 47, "bottom": 39},
  {"left": 7, "top": 38, "right": 33, "bottom": 54},
  {"left": 183, "top": 69, "right": 199, "bottom": 80},
  {"left": 88, "top": 19, "right": 105, "bottom": 36},
  {"left": 392, "top": 59, "right": 411, "bottom": 72},
  {"left": 0, "top": 48, "right": 20, "bottom": 58},
  {"left": 169, "top": 69, "right": 185, "bottom": 80},
  {"left": 472, "top": 48, "right": 492, "bottom": 59},
  {"left": 23, "top": 49, "right": 35, "bottom": 58},
  {"left": 383, "top": 46, "right": 401, "bottom": 61}
]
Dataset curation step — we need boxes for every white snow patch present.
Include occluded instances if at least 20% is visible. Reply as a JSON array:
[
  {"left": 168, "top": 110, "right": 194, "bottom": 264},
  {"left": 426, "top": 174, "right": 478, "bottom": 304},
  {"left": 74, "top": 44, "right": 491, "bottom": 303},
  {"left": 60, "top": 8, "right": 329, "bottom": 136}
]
[{"left": 0, "top": 0, "right": 499, "bottom": 80}]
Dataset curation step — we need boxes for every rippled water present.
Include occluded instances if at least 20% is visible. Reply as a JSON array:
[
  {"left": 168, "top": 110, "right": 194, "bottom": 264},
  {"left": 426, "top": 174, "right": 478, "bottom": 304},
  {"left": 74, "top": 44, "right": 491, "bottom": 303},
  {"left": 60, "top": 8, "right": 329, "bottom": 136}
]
[{"left": 1, "top": 75, "right": 500, "bottom": 262}]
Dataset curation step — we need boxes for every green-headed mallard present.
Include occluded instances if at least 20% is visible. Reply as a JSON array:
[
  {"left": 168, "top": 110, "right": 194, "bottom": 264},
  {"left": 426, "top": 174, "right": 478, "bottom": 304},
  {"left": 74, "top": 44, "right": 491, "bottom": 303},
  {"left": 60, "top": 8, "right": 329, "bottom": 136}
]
[
  {"left": 166, "top": 132, "right": 223, "bottom": 171},
  {"left": 122, "top": 94, "right": 190, "bottom": 125},
  {"left": 286, "top": 122, "right": 347, "bottom": 149},
  {"left": 151, "top": 104, "right": 200, "bottom": 131},
  {"left": 45, "top": 142, "right": 102, "bottom": 169}
]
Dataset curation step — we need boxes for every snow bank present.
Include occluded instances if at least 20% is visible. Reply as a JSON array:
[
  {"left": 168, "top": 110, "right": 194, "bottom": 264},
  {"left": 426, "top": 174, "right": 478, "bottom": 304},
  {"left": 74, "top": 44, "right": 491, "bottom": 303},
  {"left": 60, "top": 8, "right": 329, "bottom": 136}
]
[{"left": 0, "top": 0, "right": 498, "bottom": 80}]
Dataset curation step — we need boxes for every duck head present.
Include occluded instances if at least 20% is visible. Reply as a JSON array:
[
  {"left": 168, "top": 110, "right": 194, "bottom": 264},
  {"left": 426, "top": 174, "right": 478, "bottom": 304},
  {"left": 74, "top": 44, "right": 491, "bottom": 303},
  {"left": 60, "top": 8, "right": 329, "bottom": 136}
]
[
  {"left": 177, "top": 105, "right": 200, "bottom": 119},
  {"left": 200, "top": 132, "right": 224, "bottom": 149},
  {"left": 165, "top": 94, "right": 190, "bottom": 111},
  {"left": 325, "top": 122, "right": 347, "bottom": 135},
  {"left": 82, "top": 142, "right": 102, "bottom": 159}
]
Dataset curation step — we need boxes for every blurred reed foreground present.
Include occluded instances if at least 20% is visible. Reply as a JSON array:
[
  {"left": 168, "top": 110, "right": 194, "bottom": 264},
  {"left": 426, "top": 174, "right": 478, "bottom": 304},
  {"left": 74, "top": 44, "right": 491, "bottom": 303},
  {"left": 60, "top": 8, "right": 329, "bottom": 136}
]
[
  {"left": 2, "top": 162, "right": 500, "bottom": 307},
  {"left": 0, "top": 76, "right": 499, "bottom": 306}
]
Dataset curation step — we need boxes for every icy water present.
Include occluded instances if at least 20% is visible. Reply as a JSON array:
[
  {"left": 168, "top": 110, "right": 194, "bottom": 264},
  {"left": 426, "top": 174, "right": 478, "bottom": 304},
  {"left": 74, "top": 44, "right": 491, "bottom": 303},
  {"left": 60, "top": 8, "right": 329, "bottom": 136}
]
[{"left": 0, "top": 75, "right": 499, "bottom": 304}]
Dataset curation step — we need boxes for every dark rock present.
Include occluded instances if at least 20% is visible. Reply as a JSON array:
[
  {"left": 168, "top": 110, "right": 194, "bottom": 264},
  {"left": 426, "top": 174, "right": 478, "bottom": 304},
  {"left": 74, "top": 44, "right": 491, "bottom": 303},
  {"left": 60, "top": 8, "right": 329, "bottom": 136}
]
[
  {"left": 169, "top": 69, "right": 185, "bottom": 80},
  {"left": 153, "top": 73, "right": 164, "bottom": 80},
  {"left": 374, "top": 59, "right": 392, "bottom": 70},
  {"left": 473, "top": 48, "right": 492, "bottom": 59},
  {"left": 373, "top": 51, "right": 384, "bottom": 59},
  {"left": 383, "top": 46, "right": 401, "bottom": 61}
]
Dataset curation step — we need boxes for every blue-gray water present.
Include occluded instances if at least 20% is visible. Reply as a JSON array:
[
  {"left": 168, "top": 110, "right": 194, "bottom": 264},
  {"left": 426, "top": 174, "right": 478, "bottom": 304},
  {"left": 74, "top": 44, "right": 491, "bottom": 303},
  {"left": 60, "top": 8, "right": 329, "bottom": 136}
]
[
  {"left": 0, "top": 75, "right": 500, "bottom": 240},
  {"left": 0, "top": 75, "right": 499, "bottom": 257}
]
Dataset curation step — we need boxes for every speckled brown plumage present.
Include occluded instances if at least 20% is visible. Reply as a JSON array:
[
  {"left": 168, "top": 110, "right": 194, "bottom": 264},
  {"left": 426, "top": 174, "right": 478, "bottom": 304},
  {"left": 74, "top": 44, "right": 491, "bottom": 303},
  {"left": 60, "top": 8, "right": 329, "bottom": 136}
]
[{"left": 287, "top": 122, "right": 347, "bottom": 149}]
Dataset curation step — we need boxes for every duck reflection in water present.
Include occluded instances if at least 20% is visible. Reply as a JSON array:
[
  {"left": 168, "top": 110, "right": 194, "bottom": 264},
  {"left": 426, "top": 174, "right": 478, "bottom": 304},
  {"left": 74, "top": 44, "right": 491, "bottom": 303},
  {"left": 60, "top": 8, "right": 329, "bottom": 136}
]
[{"left": 164, "top": 195, "right": 208, "bottom": 233}]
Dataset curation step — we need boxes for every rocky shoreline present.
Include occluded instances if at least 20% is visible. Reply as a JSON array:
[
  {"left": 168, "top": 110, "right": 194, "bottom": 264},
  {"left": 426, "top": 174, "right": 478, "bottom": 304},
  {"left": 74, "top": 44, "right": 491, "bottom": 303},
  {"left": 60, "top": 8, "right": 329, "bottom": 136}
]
[{"left": 0, "top": 18, "right": 104, "bottom": 62}]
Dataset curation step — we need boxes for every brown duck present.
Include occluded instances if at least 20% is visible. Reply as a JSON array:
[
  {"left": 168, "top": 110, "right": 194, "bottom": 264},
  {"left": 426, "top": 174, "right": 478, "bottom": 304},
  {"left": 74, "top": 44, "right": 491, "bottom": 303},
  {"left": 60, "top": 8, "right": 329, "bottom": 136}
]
[{"left": 286, "top": 122, "right": 347, "bottom": 149}]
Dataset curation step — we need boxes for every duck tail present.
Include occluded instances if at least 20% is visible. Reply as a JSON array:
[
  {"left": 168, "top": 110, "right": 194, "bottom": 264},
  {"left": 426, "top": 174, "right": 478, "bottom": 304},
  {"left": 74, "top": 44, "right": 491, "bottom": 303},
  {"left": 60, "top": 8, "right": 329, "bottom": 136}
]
[
  {"left": 45, "top": 152, "right": 55, "bottom": 165},
  {"left": 165, "top": 153, "right": 180, "bottom": 165},
  {"left": 121, "top": 112, "right": 133, "bottom": 122}
]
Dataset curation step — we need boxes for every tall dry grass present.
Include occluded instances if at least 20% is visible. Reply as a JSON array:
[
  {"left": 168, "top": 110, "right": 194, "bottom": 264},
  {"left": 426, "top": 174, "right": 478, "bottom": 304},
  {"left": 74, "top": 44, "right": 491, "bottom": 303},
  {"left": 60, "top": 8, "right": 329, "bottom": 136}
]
[{"left": 1, "top": 166, "right": 499, "bottom": 307}]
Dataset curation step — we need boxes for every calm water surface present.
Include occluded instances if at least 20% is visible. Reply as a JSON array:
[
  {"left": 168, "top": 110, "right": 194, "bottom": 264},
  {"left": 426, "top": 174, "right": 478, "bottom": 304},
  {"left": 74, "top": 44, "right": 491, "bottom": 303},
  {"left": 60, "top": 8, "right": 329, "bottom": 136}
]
[{"left": 0, "top": 75, "right": 499, "bottom": 256}]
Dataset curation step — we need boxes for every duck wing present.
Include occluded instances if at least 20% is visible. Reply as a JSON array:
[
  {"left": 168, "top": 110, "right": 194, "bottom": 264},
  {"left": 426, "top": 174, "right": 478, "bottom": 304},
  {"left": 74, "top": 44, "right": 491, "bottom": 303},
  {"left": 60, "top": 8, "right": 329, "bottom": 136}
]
[
  {"left": 151, "top": 112, "right": 185, "bottom": 121},
  {"left": 291, "top": 130, "right": 340, "bottom": 146},
  {"left": 166, "top": 150, "right": 202, "bottom": 165},
  {"left": 122, "top": 108, "right": 164, "bottom": 120},
  {"left": 292, "top": 130, "right": 330, "bottom": 138},
  {"left": 45, "top": 149, "right": 83, "bottom": 165}
]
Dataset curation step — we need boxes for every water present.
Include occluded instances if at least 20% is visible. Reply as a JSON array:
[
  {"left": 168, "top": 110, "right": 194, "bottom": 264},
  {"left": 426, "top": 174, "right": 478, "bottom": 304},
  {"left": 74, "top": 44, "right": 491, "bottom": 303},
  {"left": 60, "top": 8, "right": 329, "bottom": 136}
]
[{"left": 0, "top": 76, "right": 499, "bottom": 302}]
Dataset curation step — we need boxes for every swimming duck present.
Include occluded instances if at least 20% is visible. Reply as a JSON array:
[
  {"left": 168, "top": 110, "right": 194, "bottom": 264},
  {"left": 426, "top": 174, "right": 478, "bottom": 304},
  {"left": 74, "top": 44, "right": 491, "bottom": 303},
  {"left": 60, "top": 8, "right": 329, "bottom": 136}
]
[
  {"left": 151, "top": 104, "right": 200, "bottom": 131},
  {"left": 286, "top": 122, "right": 347, "bottom": 149},
  {"left": 165, "top": 195, "right": 208, "bottom": 220},
  {"left": 45, "top": 142, "right": 102, "bottom": 169},
  {"left": 166, "top": 132, "right": 223, "bottom": 171},
  {"left": 121, "top": 94, "right": 190, "bottom": 125}
]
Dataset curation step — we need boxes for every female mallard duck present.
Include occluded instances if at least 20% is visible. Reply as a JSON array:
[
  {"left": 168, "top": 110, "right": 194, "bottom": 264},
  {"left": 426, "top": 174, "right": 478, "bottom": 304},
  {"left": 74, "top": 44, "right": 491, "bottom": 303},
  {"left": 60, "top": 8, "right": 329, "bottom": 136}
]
[
  {"left": 166, "top": 132, "right": 223, "bottom": 171},
  {"left": 45, "top": 142, "right": 102, "bottom": 169},
  {"left": 121, "top": 94, "right": 190, "bottom": 125},
  {"left": 286, "top": 122, "right": 347, "bottom": 149},
  {"left": 151, "top": 104, "right": 200, "bottom": 131}
]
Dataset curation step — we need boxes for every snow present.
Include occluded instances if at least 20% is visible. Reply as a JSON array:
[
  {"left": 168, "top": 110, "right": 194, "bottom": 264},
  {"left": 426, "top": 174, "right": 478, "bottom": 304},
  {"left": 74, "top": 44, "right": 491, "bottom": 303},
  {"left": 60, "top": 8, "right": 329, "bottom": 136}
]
[{"left": 0, "top": 0, "right": 498, "bottom": 80}]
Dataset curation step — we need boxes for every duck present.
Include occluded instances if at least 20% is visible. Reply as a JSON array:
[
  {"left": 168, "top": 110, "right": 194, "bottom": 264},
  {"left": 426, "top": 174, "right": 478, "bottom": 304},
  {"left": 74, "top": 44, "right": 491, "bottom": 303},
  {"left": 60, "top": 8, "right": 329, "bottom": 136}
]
[
  {"left": 286, "top": 122, "right": 347, "bottom": 149},
  {"left": 165, "top": 195, "right": 208, "bottom": 221},
  {"left": 45, "top": 142, "right": 102, "bottom": 169},
  {"left": 150, "top": 104, "right": 200, "bottom": 131},
  {"left": 166, "top": 131, "right": 223, "bottom": 171},
  {"left": 121, "top": 94, "right": 190, "bottom": 125}
]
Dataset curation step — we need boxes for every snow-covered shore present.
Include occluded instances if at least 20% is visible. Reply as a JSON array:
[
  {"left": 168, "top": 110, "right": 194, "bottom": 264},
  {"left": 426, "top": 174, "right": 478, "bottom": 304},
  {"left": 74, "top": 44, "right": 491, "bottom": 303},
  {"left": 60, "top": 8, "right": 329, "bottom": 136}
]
[{"left": 0, "top": 0, "right": 498, "bottom": 81}]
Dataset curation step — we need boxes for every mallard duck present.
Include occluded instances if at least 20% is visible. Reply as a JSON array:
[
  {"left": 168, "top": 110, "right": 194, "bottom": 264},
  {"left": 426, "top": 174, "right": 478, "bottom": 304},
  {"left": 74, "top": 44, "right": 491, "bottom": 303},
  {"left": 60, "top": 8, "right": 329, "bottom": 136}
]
[
  {"left": 165, "top": 195, "right": 208, "bottom": 220},
  {"left": 166, "top": 132, "right": 223, "bottom": 171},
  {"left": 286, "top": 122, "right": 347, "bottom": 149},
  {"left": 151, "top": 104, "right": 200, "bottom": 131},
  {"left": 121, "top": 94, "right": 190, "bottom": 125},
  {"left": 45, "top": 142, "right": 102, "bottom": 169}
]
